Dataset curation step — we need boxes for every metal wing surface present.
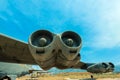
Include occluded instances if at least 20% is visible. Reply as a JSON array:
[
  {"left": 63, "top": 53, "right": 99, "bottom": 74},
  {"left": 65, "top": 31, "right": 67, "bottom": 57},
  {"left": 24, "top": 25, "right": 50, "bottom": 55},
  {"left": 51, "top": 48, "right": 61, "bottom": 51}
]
[{"left": 0, "top": 34, "right": 36, "bottom": 64}]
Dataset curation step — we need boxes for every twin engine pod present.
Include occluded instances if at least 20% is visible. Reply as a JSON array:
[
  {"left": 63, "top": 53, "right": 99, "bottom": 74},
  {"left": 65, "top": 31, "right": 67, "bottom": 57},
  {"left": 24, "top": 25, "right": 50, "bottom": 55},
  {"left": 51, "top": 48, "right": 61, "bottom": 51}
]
[
  {"left": 28, "top": 30, "right": 82, "bottom": 70},
  {"left": 87, "top": 62, "right": 115, "bottom": 73}
]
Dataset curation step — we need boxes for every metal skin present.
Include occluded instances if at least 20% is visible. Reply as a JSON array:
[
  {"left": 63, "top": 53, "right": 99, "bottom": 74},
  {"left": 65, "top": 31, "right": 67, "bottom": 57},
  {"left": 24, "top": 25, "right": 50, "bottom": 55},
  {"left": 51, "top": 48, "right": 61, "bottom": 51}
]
[
  {"left": 28, "top": 30, "right": 114, "bottom": 73},
  {"left": 28, "top": 30, "right": 82, "bottom": 70},
  {"left": 87, "top": 62, "right": 114, "bottom": 73},
  {"left": 0, "top": 29, "right": 115, "bottom": 75}
]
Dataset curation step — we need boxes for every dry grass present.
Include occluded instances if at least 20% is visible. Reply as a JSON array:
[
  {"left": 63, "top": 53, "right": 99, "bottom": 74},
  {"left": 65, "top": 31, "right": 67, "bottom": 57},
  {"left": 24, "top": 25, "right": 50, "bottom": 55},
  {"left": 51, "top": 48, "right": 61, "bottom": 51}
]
[{"left": 16, "top": 72, "right": 120, "bottom": 80}]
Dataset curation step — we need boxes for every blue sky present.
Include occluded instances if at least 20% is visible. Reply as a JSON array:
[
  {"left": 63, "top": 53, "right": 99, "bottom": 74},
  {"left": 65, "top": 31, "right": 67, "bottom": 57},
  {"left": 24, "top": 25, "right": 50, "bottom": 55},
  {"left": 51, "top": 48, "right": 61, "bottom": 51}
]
[{"left": 0, "top": 0, "right": 120, "bottom": 66}]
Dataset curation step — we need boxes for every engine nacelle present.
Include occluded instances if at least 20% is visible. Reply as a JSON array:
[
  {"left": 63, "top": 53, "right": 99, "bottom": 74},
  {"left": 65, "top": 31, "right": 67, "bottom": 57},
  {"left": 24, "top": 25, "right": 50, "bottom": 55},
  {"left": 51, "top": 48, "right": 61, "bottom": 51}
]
[
  {"left": 55, "top": 31, "right": 82, "bottom": 68},
  {"left": 87, "top": 63, "right": 108, "bottom": 73},
  {"left": 106, "top": 62, "right": 114, "bottom": 72},
  {"left": 28, "top": 30, "right": 56, "bottom": 70},
  {"left": 87, "top": 62, "right": 115, "bottom": 73},
  {"left": 57, "top": 31, "right": 82, "bottom": 60}
]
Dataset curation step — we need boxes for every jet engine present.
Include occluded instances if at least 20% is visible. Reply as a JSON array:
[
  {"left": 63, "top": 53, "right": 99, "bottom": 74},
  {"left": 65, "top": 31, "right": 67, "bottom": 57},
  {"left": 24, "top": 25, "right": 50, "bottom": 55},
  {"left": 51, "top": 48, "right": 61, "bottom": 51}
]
[
  {"left": 106, "top": 62, "right": 114, "bottom": 72},
  {"left": 55, "top": 31, "right": 82, "bottom": 68},
  {"left": 87, "top": 62, "right": 115, "bottom": 73},
  {"left": 28, "top": 30, "right": 56, "bottom": 70}
]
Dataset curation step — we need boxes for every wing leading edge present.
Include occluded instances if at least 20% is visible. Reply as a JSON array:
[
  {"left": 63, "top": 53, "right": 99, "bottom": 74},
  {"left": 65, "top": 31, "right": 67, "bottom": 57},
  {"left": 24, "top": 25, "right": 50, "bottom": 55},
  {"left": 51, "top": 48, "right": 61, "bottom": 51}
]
[{"left": 0, "top": 34, "right": 36, "bottom": 64}]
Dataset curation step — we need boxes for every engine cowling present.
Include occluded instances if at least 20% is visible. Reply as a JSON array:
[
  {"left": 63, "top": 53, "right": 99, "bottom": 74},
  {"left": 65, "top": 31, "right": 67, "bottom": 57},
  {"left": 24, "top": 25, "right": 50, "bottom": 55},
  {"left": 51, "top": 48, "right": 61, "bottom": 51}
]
[
  {"left": 55, "top": 31, "right": 82, "bottom": 68},
  {"left": 28, "top": 30, "right": 56, "bottom": 70},
  {"left": 106, "top": 62, "right": 114, "bottom": 72},
  {"left": 87, "top": 62, "right": 115, "bottom": 73},
  {"left": 57, "top": 31, "right": 82, "bottom": 60}
]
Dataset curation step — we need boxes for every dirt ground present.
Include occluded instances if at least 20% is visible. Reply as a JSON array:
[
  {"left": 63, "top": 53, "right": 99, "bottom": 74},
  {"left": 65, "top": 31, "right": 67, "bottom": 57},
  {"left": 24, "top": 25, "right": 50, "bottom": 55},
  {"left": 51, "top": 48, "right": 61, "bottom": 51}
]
[
  {"left": 97, "top": 78, "right": 120, "bottom": 80},
  {"left": 16, "top": 78, "right": 120, "bottom": 80},
  {"left": 16, "top": 72, "right": 120, "bottom": 80}
]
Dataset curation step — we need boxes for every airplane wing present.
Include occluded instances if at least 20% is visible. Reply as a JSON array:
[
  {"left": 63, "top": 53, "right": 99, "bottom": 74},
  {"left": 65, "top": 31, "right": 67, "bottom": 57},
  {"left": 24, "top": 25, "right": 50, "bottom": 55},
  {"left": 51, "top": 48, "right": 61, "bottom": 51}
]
[
  {"left": 0, "top": 30, "right": 115, "bottom": 73},
  {"left": 0, "top": 34, "right": 36, "bottom": 64},
  {"left": 72, "top": 61, "right": 88, "bottom": 69},
  {"left": 72, "top": 61, "right": 114, "bottom": 73}
]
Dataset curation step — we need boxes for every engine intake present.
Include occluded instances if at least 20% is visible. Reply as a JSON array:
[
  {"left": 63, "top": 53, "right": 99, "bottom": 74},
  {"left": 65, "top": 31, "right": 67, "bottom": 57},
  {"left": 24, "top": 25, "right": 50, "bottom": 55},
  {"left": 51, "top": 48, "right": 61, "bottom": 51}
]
[
  {"left": 57, "top": 31, "right": 82, "bottom": 60},
  {"left": 28, "top": 30, "right": 56, "bottom": 70},
  {"left": 108, "top": 62, "right": 115, "bottom": 68},
  {"left": 30, "top": 30, "right": 53, "bottom": 47},
  {"left": 106, "top": 62, "right": 115, "bottom": 72},
  {"left": 61, "top": 31, "right": 81, "bottom": 47}
]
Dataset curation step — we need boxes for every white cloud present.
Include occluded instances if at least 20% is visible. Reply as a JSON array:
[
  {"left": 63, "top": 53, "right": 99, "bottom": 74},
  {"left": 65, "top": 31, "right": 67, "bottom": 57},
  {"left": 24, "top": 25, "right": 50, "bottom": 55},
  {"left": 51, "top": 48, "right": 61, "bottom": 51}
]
[
  {"left": 63, "top": 0, "right": 120, "bottom": 49},
  {"left": 86, "top": 1, "right": 120, "bottom": 48},
  {"left": 51, "top": 0, "right": 120, "bottom": 49}
]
